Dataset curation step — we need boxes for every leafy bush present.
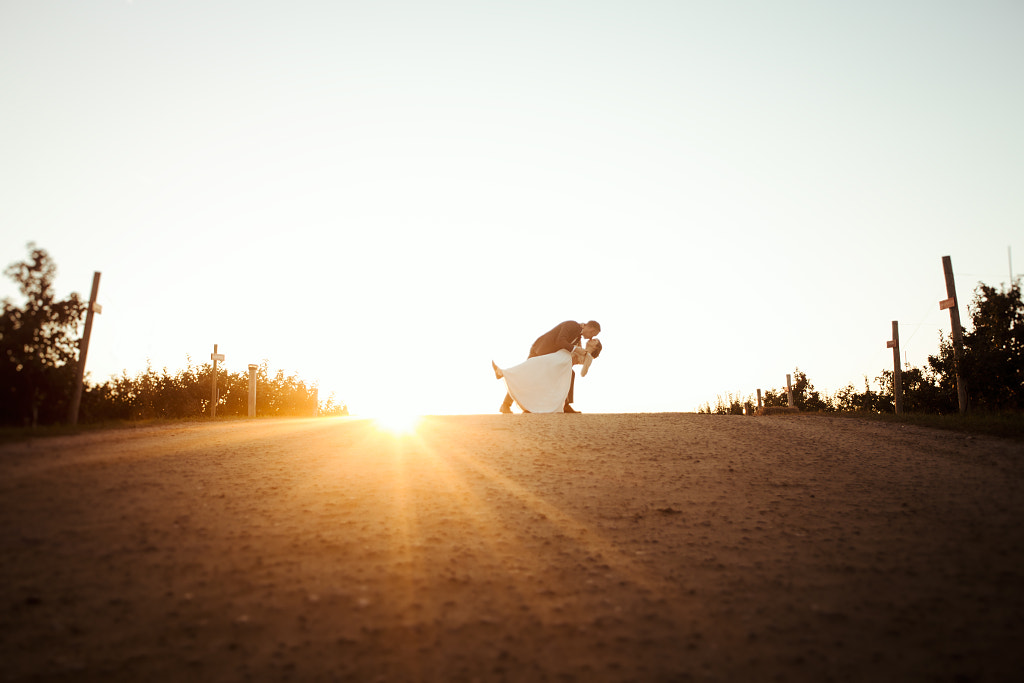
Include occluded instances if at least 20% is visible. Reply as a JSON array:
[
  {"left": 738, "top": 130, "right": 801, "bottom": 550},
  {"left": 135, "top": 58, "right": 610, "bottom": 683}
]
[
  {"left": 2, "top": 245, "right": 347, "bottom": 426},
  {"left": 702, "top": 280, "right": 1023, "bottom": 416},
  {"left": 80, "top": 360, "right": 333, "bottom": 421},
  {"left": 1, "top": 245, "right": 84, "bottom": 426}
]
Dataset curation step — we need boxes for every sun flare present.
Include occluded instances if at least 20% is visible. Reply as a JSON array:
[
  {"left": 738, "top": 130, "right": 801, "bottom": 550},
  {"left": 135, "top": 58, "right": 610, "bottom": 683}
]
[{"left": 372, "top": 411, "right": 423, "bottom": 435}]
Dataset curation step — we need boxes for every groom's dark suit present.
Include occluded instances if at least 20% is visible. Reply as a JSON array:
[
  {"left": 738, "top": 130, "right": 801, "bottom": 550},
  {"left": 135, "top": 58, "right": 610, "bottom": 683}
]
[
  {"left": 501, "top": 320, "right": 583, "bottom": 412},
  {"left": 529, "top": 320, "right": 583, "bottom": 359}
]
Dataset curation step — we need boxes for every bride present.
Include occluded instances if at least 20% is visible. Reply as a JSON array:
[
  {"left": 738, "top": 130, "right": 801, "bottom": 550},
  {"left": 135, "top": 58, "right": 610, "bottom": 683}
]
[{"left": 492, "top": 338, "right": 602, "bottom": 413}]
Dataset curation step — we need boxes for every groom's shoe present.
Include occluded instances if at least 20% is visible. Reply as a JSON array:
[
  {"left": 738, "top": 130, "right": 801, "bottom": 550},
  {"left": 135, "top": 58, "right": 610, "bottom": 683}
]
[
  {"left": 563, "top": 404, "right": 580, "bottom": 414},
  {"left": 500, "top": 404, "right": 513, "bottom": 414}
]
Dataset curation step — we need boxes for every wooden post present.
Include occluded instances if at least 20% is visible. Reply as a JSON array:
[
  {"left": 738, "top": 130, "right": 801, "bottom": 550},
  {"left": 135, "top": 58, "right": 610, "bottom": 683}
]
[
  {"left": 887, "top": 321, "right": 903, "bottom": 415},
  {"left": 756, "top": 389, "right": 763, "bottom": 410},
  {"left": 313, "top": 387, "right": 319, "bottom": 417},
  {"left": 940, "top": 256, "right": 968, "bottom": 414},
  {"left": 248, "top": 364, "right": 257, "bottom": 417},
  {"left": 210, "top": 344, "right": 224, "bottom": 417},
  {"left": 68, "top": 272, "right": 102, "bottom": 425},
  {"left": 786, "top": 374, "right": 794, "bottom": 408}
]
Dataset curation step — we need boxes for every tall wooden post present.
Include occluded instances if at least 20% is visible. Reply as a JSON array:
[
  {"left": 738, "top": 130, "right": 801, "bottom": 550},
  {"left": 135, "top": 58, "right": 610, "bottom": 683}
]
[
  {"left": 887, "top": 321, "right": 903, "bottom": 415},
  {"left": 940, "top": 256, "right": 968, "bottom": 413},
  {"left": 248, "top": 364, "right": 257, "bottom": 418},
  {"left": 210, "top": 344, "right": 224, "bottom": 417},
  {"left": 68, "top": 272, "right": 102, "bottom": 425},
  {"left": 756, "top": 389, "right": 763, "bottom": 410},
  {"left": 786, "top": 374, "right": 794, "bottom": 408}
]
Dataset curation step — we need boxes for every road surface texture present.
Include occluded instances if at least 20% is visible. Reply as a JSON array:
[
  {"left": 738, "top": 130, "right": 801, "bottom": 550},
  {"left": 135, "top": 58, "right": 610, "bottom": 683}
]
[{"left": 2, "top": 414, "right": 1022, "bottom": 682}]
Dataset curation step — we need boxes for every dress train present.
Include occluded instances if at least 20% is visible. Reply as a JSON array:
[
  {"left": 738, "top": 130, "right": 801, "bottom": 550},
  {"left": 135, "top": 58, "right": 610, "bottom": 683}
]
[{"left": 494, "top": 349, "right": 573, "bottom": 413}]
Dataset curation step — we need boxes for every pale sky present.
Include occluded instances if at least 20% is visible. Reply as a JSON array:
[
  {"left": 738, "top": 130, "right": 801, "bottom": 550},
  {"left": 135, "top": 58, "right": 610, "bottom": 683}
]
[{"left": 2, "top": 1, "right": 1022, "bottom": 416}]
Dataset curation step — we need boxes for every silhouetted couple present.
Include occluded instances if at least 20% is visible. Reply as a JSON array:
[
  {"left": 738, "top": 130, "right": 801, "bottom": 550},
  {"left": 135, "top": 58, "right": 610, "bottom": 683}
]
[{"left": 492, "top": 320, "right": 602, "bottom": 414}]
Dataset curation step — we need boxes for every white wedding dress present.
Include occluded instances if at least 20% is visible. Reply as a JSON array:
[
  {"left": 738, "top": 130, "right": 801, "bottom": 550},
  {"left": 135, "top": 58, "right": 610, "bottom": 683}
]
[{"left": 498, "top": 349, "right": 573, "bottom": 413}]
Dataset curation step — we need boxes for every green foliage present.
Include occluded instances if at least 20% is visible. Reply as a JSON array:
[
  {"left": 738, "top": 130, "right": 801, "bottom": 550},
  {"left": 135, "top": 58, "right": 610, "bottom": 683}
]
[
  {"left": 80, "top": 359, "right": 336, "bottom": 421},
  {"left": 250, "top": 363, "right": 320, "bottom": 418},
  {"left": 698, "top": 370, "right": 830, "bottom": 415},
  {"left": 929, "top": 281, "right": 1024, "bottom": 411},
  {"left": 832, "top": 371, "right": 910, "bottom": 414},
  {"left": 873, "top": 365, "right": 955, "bottom": 414},
  {"left": 318, "top": 394, "right": 350, "bottom": 417},
  {"left": 1, "top": 244, "right": 84, "bottom": 426},
  {"left": 80, "top": 360, "right": 208, "bottom": 421},
  {"left": 790, "top": 369, "right": 829, "bottom": 412},
  {"left": 1, "top": 245, "right": 351, "bottom": 426},
  {"left": 697, "top": 392, "right": 751, "bottom": 415},
  {"left": 702, "top": 280, "right": 1023, "bottom": 418},
  {"left": 748, "top": 369, "right": 834, "bottom": 413}
]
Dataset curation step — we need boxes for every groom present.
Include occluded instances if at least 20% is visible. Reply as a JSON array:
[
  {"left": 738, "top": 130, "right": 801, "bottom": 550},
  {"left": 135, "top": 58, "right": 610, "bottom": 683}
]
[{"left": 500, "top": 319, "right": 601, "bottom": 414}]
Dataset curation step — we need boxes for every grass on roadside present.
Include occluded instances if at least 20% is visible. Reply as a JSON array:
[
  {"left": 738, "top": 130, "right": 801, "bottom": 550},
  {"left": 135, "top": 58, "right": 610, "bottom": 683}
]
[{"left": 834, "top": 411, "right": 1024, "bottom": 440}]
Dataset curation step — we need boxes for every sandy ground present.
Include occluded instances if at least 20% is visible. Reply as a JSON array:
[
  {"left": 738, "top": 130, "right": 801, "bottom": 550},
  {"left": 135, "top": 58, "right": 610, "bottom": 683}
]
[{"left": 1, "top": 413, "right": 1023, "bottom": 682}]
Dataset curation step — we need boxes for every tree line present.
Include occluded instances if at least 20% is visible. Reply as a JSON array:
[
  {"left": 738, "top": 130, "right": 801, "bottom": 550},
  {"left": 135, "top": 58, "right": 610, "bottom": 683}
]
[
  {"left": 4, "top": 244, "right": 1019, "bottom": 425},
  {"left": 699, "top": 279, "right": 1023, "bottom": 415},
  {"left": 2, "top": 245, "right": 347, "bottom": 427},
  {"left": 78, "top": 360, "right": 349, "bottom": 423}
]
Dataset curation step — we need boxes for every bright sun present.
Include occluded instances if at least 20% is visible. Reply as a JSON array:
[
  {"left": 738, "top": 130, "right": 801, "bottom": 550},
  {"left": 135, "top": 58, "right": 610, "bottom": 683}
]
[{"left": 372, "top": 411, "right": 422, "bottom": 434}]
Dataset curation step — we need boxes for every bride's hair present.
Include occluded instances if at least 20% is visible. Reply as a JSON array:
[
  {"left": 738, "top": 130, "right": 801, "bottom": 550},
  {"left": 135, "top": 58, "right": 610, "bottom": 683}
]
[{"left": 587, "top": 338, "right": 603, "bottom": 359}]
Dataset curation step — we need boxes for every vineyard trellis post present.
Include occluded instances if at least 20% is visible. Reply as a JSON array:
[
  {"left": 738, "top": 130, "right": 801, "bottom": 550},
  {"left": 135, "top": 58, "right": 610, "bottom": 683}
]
[
  {"left": 248, "top": 364, "right": 258, "bottom": 417},
  {"left": 210, "top": 344, "right": 224, "bottom": 418},
  {"left": 940, "top": 256, "right": 968, "bottom": 414},
  {"left": 68, "top": 271, "right": 102, "bottom": 425},
  {"left": 886, "top": 321, "right": 903, "bottom": 414}
]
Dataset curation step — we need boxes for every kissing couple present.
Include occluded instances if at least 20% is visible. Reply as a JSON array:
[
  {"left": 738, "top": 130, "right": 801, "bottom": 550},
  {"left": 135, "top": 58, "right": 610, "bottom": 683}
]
[{"left": 492, "top": 320, "right": 602, "bottom": 414}]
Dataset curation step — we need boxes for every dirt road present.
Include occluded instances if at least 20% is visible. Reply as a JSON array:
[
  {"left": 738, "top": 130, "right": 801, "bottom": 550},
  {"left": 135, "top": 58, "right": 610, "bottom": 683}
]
[{"left": 2, "top": 414, "right": 1022, "bottom": 682}]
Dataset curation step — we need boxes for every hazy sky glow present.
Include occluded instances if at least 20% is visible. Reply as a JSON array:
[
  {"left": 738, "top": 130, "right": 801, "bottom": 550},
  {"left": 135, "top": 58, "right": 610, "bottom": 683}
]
[{"left": 2, "top": 1, "right": 1022, "bottom": 415}]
